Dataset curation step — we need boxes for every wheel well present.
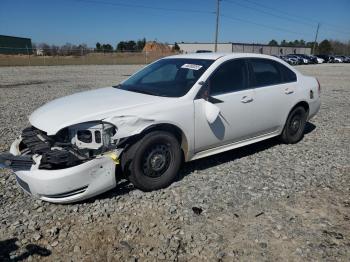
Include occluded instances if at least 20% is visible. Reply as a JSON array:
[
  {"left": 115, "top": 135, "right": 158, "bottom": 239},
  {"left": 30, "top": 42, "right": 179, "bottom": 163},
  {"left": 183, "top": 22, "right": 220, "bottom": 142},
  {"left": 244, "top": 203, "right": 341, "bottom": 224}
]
[
  {"left": 282, "top": 101, "right": 310, "bottom": 132},
  {"left": 293, "top": 101, "right": 309, "bottom": 115},
  {"left": 141, "top": 124, "right": 189, "bottom": 161}
]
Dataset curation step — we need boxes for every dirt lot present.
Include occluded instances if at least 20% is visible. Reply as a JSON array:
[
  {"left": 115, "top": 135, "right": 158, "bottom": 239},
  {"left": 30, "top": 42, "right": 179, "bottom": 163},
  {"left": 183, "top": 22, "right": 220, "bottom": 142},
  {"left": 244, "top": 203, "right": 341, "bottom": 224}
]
[
  {"left": 0, "top": 52, "right": 169, "bottom": 67},
  {"left": 0, "top": 64, "right": 349, "bottom": 261}
]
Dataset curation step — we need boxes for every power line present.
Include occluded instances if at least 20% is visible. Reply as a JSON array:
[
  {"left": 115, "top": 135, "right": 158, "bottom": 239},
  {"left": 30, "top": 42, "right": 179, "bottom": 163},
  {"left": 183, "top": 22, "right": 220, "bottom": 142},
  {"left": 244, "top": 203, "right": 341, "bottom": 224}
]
[
  {"left": 73, "top": 0, "right": 215, "bottom": 15},
  {"left": 164, "top": 0, "right": 349, "bottom": 36},
  {"left": 221, "top": 14, "right": 308, "bottom": 37},
  {"left": 241, "top": 0, "right": 318, "bottom": 23},
  {"left": 223, "top": 0, "right": 316, "bottom": 28},
  {"left": 233, "top": 0, "right": 350, "bottom": 35},
  {"left": 71, "top": 0, "right": 347, "bottom": 42},
  {"left": 224, "top": 0, "right": 350, "bottom": 36}
]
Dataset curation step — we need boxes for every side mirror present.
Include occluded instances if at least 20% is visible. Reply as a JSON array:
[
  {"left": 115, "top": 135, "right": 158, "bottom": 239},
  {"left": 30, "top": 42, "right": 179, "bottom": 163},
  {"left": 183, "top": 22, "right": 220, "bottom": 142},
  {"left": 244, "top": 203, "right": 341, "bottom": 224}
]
[{"left": 204, "top": 100, "right": 220, "bottom": 124}]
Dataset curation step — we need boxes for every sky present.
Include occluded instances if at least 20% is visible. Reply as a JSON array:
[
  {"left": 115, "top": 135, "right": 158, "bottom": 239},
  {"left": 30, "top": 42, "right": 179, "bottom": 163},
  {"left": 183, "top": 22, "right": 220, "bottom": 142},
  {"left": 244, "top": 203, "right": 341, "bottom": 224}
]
[{"left": 1, "top": 0, "right": 350, "bottom": 47}]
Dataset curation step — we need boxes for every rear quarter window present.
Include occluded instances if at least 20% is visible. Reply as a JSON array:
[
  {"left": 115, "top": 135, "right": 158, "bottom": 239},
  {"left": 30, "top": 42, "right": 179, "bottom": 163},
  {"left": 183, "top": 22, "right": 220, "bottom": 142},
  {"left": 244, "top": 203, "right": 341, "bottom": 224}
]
[
  {"left": 249, "top": 58, "right": 282, "bottom": 88},
  {"left": 277, "top": 63, "right": 297, "bottom": 83}
]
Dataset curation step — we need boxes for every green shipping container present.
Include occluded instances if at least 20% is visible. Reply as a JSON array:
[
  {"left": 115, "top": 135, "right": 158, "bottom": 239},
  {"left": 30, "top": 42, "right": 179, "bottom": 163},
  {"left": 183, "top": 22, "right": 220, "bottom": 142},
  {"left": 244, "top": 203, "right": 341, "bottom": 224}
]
[{"left": 0, "top": 35, "right": 33, "bottom": 54}]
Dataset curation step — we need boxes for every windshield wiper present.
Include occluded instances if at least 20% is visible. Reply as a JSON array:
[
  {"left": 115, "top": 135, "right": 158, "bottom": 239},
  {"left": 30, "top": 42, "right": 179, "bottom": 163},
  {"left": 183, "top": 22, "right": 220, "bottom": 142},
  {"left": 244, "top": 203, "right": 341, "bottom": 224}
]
[
  {"left": 115, "top": 84, "right": 161, "bottom": 96},
  {"left": 127, "top": 88, "right": 158, "bottom": 96}
]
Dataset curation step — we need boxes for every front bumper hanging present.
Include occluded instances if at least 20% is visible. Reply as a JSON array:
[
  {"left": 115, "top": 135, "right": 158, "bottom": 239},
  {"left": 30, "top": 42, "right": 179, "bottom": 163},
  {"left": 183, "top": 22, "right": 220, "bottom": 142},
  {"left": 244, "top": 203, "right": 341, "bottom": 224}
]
[
  {"left": 0, "top": 153, "right": 33, "bottom": 171},
  {"left": 0, "top": 151, "right": 119, "bottom": 204}
]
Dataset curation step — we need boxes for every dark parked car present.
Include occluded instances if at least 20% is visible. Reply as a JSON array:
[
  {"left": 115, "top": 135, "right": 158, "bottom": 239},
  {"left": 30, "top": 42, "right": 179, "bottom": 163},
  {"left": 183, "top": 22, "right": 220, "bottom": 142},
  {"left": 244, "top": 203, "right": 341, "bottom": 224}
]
[
  {"left": 339, "top": 56, "right": 350, "bottom": 63},
  {"left": 196, "top": 50, "right": 212, "bottom": 53},
  {"left": 294, "top": 54, "right": 317, "bottom": 64},
  {"left": 279, "top": 55, "right": 298, "bottom": 65},
  {"left": 286, "top": 54, "right": 305, "bottom": 65},
  {"left": 308, "top": 55, "right": 319, "bottom": 64},
  {"left": 329, "top": 56, "right": 342, "bottom": 63}
]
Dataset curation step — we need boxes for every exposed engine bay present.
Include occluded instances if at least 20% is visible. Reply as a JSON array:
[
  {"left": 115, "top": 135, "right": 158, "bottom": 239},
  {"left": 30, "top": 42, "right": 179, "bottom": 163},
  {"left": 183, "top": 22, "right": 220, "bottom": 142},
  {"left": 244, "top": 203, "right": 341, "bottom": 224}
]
[{"left": 12, "top": 122, "right": 120, "bottom": 170}]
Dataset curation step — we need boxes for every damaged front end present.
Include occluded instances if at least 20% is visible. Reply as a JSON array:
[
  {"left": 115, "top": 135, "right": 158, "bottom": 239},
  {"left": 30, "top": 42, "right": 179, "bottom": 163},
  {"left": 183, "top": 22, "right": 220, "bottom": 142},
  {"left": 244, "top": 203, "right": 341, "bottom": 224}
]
[
  {"left": 14, "top": 122, "right": 118, "bottom": 169},
  {"left": 0, "top": 122, "right": 124, "bottom": 203}
]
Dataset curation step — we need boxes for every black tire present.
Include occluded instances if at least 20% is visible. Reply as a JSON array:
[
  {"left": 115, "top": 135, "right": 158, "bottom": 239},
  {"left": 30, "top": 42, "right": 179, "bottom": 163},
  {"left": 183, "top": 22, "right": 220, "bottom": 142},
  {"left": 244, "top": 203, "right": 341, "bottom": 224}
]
[
  {"left": 280, "top": 106, "right": 307, "bottom": 144},
  {"left": 122, "top": 131, "right": 182, "bottom": 191}
]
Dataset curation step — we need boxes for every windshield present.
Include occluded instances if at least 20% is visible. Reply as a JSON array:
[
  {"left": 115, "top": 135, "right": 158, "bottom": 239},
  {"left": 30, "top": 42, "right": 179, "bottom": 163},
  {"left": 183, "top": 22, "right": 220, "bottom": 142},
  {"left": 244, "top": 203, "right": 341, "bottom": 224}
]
[{"left": 117, "top": 58, "right": 214, "bottom": 97}]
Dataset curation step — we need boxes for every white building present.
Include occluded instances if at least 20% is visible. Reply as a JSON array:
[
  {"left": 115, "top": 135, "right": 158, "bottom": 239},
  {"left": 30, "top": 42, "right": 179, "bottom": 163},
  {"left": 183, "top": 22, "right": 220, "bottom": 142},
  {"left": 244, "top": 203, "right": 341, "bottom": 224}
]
[
  {"left": 171, "top": 42, "right": 311, "bottom": 55},
  {"left": 36, "top": 48, "right": 44, "bottom": 56}
]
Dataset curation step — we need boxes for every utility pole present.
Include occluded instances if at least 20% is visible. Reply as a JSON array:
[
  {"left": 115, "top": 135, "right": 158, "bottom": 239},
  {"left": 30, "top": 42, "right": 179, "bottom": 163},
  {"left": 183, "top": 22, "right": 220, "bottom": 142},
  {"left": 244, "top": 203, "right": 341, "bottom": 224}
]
[
  {"left": 312, "top": 23, "right": 320, "bottom": 55},
  {"left": 214, "top": 0, "right": 221, "bottom": 52}
]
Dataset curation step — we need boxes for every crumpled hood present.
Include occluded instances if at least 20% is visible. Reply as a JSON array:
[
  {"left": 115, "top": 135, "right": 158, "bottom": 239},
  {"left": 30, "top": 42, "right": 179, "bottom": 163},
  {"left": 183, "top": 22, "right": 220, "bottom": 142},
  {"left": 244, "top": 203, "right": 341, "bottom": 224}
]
[{"left": 29, "top": 87, "right": 166, "bottom": 135}]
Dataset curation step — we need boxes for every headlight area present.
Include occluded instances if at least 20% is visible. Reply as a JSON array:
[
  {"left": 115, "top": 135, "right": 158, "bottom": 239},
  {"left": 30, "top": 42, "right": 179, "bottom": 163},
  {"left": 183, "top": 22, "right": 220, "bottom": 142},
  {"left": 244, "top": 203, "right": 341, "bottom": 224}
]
[
  {"left": 18, "top": 122, "right": 119, "bottom": 170},
  {"left": 0, "top": 122, "right": 121, "bottom": 203}
]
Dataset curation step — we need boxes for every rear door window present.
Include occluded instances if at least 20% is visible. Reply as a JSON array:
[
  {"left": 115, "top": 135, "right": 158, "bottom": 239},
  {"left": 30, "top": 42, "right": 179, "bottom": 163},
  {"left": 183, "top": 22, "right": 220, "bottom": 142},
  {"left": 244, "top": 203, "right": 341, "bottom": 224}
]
[{"left": 249, "top": 58, "right": 283, "bottom": 88}]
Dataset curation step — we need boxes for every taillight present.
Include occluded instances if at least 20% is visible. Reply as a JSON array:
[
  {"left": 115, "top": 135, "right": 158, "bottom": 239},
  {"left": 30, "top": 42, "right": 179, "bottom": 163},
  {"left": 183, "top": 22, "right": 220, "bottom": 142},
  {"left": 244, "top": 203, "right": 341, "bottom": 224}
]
[{"left": 316, "top": 78, "right": 321, "bottom": 95}]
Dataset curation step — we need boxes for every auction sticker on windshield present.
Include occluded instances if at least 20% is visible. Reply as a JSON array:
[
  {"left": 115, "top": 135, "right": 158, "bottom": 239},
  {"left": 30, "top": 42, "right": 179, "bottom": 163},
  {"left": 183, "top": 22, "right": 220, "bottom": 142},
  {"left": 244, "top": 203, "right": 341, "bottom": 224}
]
[{"left": 181, "top": 64, "right": 203, "bottom": 70}]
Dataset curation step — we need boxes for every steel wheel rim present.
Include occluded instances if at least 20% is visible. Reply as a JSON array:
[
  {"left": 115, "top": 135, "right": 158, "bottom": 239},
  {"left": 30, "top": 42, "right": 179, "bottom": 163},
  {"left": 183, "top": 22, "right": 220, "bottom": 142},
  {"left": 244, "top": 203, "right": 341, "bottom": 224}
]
[
  {"left": 142, "top": 143, "right": 171, "bottom": 178},
  {"left": 289, "top": 111, "right": 303, "bottom": 136}
]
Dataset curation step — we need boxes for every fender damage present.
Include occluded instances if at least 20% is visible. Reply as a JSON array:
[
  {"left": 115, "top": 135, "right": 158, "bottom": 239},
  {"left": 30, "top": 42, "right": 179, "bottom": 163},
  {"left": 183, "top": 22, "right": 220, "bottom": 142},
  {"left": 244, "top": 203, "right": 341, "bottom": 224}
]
[{"left": 0, "top": 115, "right": 155, "bottom": 203}]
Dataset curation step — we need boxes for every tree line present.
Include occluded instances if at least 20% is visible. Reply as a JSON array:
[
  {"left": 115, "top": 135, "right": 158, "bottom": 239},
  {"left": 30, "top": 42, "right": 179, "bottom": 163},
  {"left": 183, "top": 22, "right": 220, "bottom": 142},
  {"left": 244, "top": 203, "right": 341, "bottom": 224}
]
[
  {"left": 267, "top": 39, "right": 350, "bottom": 55},
  {"left": 32, "top": 43, "right": 90, "bottom": 56},
  {"left": 94, "top": 38, "right": 147, "bottom": 52},
  {"left": 32, "top": 38, "right": 148, "bottom": 56},
  {"left": 32, "top": 38, "right": 349, "bottom": 56}
]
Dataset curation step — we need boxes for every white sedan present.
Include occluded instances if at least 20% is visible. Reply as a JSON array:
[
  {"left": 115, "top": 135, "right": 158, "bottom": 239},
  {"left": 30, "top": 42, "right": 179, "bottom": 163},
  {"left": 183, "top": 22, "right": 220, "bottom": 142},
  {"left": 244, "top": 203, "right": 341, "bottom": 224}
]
[
  {"left": 316, "top": 57, "right": 324, "bottom": 64},
  {"left": 0, "top": 53, "right": 321, "bottom": 203}
]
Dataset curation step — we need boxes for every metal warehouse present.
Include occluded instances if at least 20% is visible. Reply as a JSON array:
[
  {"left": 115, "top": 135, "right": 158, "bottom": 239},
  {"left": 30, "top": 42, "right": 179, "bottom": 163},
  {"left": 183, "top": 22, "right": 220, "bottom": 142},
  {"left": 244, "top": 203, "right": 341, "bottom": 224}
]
[
  {"left": 174, "top": 42, "right": 311, "bottom": 55},
  {"left": 0, "top": 35, "right": 33, "bottom": 55}
]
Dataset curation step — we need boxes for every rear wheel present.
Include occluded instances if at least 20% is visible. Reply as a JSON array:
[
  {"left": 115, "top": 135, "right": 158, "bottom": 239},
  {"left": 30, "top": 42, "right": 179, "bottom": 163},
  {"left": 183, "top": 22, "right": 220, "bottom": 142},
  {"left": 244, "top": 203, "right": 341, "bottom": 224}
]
[
  {"left": 122, "top": 131, "right": 182, "bottom": 191},
  {"left": 280, "top": 106, "right": 307, "bottom": 144}
]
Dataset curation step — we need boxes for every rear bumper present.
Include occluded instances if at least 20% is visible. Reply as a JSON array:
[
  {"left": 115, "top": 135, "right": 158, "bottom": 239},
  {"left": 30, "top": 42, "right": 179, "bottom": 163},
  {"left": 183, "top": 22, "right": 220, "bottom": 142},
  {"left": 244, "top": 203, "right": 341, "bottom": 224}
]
[
  {"left": 308, "top": 97, "right": 321, "bottom": 121},
  {"left": 2, "top": 154, "right": 117, "bottom": 203}
]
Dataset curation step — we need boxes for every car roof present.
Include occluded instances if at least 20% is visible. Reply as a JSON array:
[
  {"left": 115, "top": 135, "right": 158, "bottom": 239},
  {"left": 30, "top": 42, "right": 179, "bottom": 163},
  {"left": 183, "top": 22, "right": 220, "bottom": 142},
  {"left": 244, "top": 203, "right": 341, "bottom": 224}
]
[{"left": 164, "top": 52, "right": 287, "bottom": 61}]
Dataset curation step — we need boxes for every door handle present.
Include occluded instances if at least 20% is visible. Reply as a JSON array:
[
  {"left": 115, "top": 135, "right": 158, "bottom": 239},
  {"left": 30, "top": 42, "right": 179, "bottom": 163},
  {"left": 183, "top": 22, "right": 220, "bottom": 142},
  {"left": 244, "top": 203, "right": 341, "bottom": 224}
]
[
  {"left": 241, "top": 96, "right": 253, "bottom": 103},
  {"left": 285, "top": 88, "right": 294, "bottom": 95}
]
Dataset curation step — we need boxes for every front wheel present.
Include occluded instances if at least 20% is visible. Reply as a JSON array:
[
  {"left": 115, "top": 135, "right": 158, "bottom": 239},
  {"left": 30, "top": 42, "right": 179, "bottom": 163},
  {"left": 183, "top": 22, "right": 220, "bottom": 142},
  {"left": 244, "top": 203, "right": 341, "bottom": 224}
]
[
  {"left": 280, "top": 106, "right": 307, "bottom": 144},
  {"left": 122, "top": 131, "right": 182, "bottom": 191}
]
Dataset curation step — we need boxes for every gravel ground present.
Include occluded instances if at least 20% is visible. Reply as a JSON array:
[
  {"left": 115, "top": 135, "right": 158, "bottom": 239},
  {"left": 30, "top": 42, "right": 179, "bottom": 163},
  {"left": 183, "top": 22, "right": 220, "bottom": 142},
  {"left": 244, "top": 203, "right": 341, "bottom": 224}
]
[{"left": 0, "top": 64, "right": 349, "bottom": 261}]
